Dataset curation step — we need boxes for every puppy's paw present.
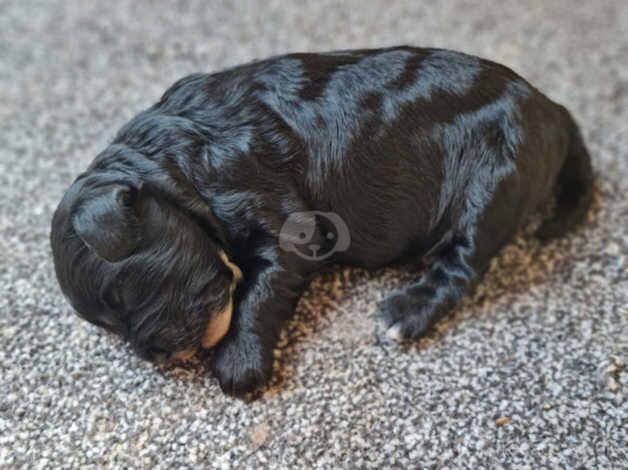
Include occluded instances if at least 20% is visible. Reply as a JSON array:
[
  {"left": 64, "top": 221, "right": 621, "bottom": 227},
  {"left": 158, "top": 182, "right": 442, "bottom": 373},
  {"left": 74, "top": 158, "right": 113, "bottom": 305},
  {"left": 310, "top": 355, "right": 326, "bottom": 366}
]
[
  {"left": 211, "top": 334, "right": 273, "bottom": 397},
  {"left": 378, "top": 291, "right": 415, "bottom": 327},
  {"left": 378, "top": 292, "right": 433, "bottom": 341}
]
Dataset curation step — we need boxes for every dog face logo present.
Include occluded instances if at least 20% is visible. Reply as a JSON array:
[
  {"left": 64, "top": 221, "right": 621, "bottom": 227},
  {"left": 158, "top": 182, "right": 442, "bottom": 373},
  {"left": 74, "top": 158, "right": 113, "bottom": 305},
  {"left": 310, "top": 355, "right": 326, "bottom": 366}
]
[{"left": 279, "top": 211, "right": 350, "bottom": 261}]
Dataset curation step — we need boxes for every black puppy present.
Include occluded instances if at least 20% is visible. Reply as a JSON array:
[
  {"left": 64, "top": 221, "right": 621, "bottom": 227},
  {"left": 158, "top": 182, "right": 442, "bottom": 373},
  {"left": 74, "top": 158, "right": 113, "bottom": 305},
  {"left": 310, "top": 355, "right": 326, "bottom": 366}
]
[{"left": 51, "top": 47, "right": 593, "bottom": 396}]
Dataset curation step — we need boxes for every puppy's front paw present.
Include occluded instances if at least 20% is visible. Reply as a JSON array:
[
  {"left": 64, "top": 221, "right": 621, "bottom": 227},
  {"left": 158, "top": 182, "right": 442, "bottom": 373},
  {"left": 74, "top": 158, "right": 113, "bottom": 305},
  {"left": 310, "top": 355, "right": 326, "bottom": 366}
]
[
  {"left": 378, "top": 291, "right": 433, "bottom": 341},
  {"left": 211, "top": 334, "right": 273, "bottom": 397}
]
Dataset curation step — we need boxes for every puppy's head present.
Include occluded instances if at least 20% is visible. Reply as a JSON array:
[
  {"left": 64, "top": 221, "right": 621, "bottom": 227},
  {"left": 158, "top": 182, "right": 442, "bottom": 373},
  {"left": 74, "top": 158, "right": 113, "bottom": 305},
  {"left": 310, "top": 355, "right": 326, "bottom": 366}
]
[{"left": 50, "top": 171, "right": 241, "bottom": 362}]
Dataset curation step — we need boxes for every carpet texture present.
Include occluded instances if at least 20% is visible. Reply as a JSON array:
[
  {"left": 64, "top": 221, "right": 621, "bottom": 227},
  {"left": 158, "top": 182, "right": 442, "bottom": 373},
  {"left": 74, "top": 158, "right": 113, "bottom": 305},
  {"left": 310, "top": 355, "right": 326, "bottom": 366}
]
[{"left": 1, "top": 1, "right": 626, "bottom": 468}]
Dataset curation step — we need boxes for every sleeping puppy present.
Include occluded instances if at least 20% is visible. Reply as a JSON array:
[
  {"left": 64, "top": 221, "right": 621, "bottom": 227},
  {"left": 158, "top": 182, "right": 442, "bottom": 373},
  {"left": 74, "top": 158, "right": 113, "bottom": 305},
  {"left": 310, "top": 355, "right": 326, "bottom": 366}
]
[{"left": 50, "top": 47, "right": 593, "bottom": 396}]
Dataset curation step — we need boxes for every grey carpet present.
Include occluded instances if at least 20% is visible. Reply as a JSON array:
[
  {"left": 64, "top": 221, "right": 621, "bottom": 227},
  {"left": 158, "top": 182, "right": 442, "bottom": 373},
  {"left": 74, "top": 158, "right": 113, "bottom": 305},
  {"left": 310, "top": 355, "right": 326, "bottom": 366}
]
[{"left": 1, "top": 0, "right": 626, "bottom": 468}]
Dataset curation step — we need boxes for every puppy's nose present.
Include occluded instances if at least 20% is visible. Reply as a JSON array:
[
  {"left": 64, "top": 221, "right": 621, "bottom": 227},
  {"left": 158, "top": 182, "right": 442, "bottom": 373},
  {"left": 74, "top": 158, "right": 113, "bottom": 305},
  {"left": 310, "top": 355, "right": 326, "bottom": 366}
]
[{"left": 309, "top": 244, "right": 320, "bottom": 254}]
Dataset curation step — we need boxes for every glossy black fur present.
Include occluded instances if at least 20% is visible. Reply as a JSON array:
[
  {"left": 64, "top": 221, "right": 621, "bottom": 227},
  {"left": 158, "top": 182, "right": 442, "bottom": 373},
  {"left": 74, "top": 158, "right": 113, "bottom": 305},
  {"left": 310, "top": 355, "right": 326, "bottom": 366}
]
[{"left": 51, "top": 47, "right": 593, "bottom": 396}]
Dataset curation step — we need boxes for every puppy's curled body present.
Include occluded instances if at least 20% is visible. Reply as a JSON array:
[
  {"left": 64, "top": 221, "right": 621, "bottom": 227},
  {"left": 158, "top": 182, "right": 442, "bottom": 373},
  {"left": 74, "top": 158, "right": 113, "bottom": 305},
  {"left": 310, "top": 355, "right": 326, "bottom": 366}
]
[{"left": 51, "top": 47, "right": 593, "bottom": 395}]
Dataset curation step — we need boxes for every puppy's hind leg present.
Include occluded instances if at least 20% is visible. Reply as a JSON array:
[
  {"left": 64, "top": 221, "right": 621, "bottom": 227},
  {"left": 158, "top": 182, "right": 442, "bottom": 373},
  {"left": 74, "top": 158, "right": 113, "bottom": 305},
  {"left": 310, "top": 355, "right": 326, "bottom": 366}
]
[
  {"left": 379, "top": 179, "right": 522, "bottom": 341},
  {"left": 536, "top": 110, "right": 594, "bottom": 240}
]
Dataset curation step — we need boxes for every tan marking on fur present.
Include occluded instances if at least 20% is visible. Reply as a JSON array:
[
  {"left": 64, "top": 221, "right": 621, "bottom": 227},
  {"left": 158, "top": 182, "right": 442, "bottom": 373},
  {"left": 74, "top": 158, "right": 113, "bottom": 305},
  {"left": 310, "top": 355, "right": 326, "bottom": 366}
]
[
  {"left": 201, "top": 295, "right": 233, "bottom": 348},
  {"left": 219, "top": 250, "right": 242, "bottom": 281},
  {"left": 200, "top": 251, "right": 242, "bottom": 349},
  {"left": 174, "top": 347, "right": 198, "bottom": 361}
]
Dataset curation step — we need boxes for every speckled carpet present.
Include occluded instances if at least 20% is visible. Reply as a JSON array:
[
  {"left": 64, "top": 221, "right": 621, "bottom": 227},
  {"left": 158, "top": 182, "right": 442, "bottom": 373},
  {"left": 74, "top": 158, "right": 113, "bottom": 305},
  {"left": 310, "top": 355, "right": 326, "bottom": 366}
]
[{"left": 1, "top": 1, "right": 626, "bottom": 468}]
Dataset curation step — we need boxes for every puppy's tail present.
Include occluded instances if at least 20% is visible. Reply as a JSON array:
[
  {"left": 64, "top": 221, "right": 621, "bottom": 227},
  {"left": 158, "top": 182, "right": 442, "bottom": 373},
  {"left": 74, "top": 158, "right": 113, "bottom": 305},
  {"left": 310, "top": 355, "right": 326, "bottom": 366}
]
[{"left": 536, "top": 109, "right": 594, "bottom": 240}]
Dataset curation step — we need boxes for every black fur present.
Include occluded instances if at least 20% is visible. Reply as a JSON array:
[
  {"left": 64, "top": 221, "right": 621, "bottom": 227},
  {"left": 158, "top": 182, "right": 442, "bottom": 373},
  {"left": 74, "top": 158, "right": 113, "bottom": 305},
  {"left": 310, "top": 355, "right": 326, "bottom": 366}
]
[{"left": 50, "top": 46, "right": 593, "bottom": 396}]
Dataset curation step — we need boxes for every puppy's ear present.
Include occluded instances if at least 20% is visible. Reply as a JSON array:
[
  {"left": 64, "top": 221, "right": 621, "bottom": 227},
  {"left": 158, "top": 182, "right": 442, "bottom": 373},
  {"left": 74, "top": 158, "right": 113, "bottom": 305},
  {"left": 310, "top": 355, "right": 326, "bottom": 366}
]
[{"left": 72, "top": 184, "right": 142, "bottom": 262}]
